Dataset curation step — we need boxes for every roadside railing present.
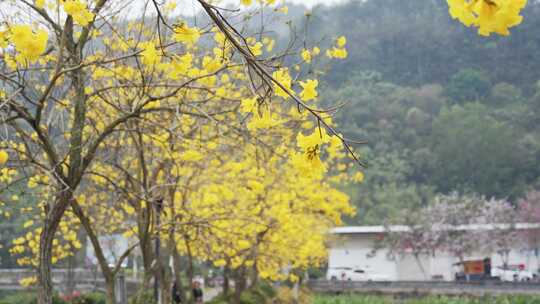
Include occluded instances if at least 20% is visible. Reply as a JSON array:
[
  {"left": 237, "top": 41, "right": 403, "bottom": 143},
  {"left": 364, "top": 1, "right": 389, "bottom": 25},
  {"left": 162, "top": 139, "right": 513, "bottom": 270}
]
[
  {"left": 308, "top": 280, "right": 540, "bottom": 295},
  {"left": 0, "top": 268, "right": 140, "bottom": 297}
]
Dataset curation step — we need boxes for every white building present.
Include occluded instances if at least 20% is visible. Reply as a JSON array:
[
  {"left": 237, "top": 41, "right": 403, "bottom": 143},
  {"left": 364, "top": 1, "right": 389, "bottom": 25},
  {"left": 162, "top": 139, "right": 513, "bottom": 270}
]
[{"left": 328, "top": 224, "right": 540, "bottom": 281}]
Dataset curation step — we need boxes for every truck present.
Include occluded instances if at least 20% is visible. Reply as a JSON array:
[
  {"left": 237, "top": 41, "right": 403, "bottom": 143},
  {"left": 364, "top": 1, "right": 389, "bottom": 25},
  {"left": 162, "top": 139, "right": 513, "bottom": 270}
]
[
  {"left": 454, "top": 258, "right": 533, "bottom": 282},
  {"left": 453, "top": 258, "right": 493, "bottom": 281}
]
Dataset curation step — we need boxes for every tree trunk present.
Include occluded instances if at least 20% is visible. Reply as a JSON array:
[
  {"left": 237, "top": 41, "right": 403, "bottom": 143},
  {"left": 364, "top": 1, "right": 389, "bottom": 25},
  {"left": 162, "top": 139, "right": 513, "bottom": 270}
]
[
  {"left": 139, "top": 227, "right": 154, "bottom": 290},
  {"left": 66, "top": 255, "right": 76, "bottom": 295},
  {"left": 223, "top": 267, "right": 230, "bottom": 297},
  {"left": 457, "top": 255, "right": 468, "bottom": 282},
  {"left": 249, "top": 267, "right": 258, "bottom": 289},
  {"left": 158, "top": 249, "right": 171, "bottom": 304},
  {"left": 138, "top": 203, "right": 154, "bottom": 290},
  {"left": 170, "top": 240, "right": 185, "bottom": 302},
  {"left": 185, "top": 240, "right": 194, "bottom": 286},
  {"left": 104, "top": 274, "right": 116, "bottom": 304},
  {"left": 232, "top": 269, "right": 247, "bottom": 304},
  {"left": 38, "top": 193, "right": 72, "bottom": 304},
  {"left": 413, "top": 253, "right": 428, "bottom": 280},
  {"left": 71, "top": 200, "right": 117, "bottom": 303},
  {"left": 534, "top": 248, "right": 540, "bottom": 272},
  {"left": 38, "top": 223, "right": 56, "bottom": 304}
]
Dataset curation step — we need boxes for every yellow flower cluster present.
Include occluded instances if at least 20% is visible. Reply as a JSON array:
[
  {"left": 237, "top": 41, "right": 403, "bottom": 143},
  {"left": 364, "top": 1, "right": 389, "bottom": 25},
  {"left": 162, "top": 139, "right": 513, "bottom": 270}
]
[
  {"left": 63, "top": 0, "right": 95, "bottom": 26},
  {"left": 299, "top": 79, "right": 319, "bottom": 102},
  {"left": 0, "top": 151, "right": 8, "bottom": 166},
  {"left": 301, "top": 47, "right": 320, "bottom": 63},
  {"left": 448, "top": 0, "right": 527, "bottom": 36},
  {"left": 272, "top": 68, "right": 293, "bottom": 98},
  {"left": 139, "top": 41, "right": 161, "bottom": 66},
  {"left": 8, "top": 25, "right": 48, "bottom": 64},
  {"left": 19, "top": 276, "right": 37, "bottom": 287},
  {"left": 11, "top": 213, "right": 82, "bottom": 267},
  {"left": 173, "top": 23, "right": 201, "bottom": 46},
  {"left": 247, "top": 108, "right": 282, "bottom": 130},
  {"left": 326, "top": 36, "right": 348, "bottom": 59}
]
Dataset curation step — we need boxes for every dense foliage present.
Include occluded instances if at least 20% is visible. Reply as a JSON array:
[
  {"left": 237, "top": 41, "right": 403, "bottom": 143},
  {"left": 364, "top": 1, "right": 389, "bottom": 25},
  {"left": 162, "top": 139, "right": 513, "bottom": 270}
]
[{"left": 307, "top": 0, "right": 538, "bottom": 90}]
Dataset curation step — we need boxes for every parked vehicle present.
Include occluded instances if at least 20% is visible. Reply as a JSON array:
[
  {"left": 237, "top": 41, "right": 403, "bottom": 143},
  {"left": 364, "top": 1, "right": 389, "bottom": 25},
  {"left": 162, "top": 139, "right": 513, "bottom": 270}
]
[
  {"left": 454, "top": 258, "right": 494, "bottom": 281},
  {"left": 454, "top": 258, "right": 533, "bottom": 282},
  {"left": 327, "top": 267, "right": 390, "bottom": 281},
  {"left": 491, "top": 265, "right": 533, "bottom": 282}
]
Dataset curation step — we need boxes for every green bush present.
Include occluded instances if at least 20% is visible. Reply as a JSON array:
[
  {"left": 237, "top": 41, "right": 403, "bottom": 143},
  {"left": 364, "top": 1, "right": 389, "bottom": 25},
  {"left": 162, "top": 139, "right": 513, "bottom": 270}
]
[
  {"left": 313, "top": 294, "right": 391, "bottom": 304},
  {"left": 69, "top": 292, "right": 107, "bottom": 304},
  {"left": 0, "top": 292, "right": 67, "bottom": 304},
  {"left": 0, "top": 291, "right": 17, "bottom": 300},
  {"left": 239, "top": 289, "right": 266, "bottom": 304},
  {"left": 128, "top": 290, "right": 156, "bottom": 304},
  {"left": 206, "top": 281, "right": 277, "bottom": 304},
  {"left": 273, "top": 286, "right": 312, "bottom": 304},
  {"left": 205, "top": 294, "right": 229, "bottom": 304},
  {"left": 205, "top": 290, "right": 266, "bottom": 304},
  {"left": 257, "top": 281, "right": 277, "bottom": 299}
]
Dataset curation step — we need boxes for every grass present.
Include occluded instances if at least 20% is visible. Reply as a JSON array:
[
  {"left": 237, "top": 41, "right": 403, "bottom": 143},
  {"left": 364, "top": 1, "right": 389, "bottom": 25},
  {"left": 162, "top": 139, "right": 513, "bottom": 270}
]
[{"left": 313, "top": 294, "right": 540, "bottom": 304}]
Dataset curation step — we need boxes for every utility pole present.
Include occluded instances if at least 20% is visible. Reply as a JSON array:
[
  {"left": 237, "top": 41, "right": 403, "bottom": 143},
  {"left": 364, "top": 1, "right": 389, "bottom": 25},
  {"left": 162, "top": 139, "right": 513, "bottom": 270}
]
[{"left": 154, "top": 198, "right": 163, "bottom": 304}]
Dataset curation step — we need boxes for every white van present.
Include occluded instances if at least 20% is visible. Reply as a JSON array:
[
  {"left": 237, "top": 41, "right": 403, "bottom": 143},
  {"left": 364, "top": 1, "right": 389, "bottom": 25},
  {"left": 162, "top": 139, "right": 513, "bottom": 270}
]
[{"left": 327, "top": 267, "right": 390, "bottom": 281}]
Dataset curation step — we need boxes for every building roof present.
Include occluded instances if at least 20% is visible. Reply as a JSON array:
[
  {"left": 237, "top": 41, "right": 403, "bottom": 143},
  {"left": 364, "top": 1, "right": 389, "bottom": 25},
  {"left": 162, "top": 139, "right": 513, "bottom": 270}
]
[{"left": 331, "top": 223, "right": 540, "bottom": 235}]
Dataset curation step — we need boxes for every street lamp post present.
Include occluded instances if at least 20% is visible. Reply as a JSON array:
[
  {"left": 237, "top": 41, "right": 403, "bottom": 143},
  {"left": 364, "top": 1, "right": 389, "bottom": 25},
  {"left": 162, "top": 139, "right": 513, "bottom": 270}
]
[{"left": 154, "top": 198, "right": 163, "bottom": 304}]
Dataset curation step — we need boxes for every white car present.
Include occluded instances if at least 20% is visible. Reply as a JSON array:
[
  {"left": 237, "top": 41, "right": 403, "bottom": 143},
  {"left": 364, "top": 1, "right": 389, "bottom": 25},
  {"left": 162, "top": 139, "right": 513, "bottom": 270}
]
[
  {"left": 491, "top": 266, "right": 533, "bottom": 282},
  {"left": 327, "top": 267, "right": 390, "bottom": 281}
]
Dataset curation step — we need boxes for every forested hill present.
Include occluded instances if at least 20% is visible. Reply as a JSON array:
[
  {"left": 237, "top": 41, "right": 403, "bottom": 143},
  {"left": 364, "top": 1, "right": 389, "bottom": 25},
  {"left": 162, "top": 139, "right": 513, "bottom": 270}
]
[
  {"left": 302, "top": 0, "right": 540, "bottom": 224},
  {"left": 311, "top": 0, "right": 540, "bottom": 93}
]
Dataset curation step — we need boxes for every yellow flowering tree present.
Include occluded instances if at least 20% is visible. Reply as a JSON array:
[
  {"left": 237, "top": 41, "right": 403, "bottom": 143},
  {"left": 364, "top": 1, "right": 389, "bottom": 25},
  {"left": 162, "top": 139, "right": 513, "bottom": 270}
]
[{"left": 1, "top": 1, "right": 356, "bottom": 303}]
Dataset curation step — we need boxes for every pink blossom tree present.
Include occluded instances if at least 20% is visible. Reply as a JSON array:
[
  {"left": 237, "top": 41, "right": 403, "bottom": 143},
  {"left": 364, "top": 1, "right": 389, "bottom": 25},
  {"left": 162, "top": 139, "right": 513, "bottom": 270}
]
[{"left": 517, "top": 190, "right": 540, "bottom": 272}]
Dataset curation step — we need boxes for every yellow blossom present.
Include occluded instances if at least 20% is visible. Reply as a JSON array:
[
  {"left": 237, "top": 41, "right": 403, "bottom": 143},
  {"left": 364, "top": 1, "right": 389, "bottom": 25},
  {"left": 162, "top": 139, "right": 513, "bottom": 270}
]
[
  {"left": 173, "top": 23, "right": 201, "bottom": 45},
  {"left": 301, "top": 49, "right": 312, "bottom": 63},
  {"left": 337, "top": 36, "right": 347, "bottom": 47},
  {"left": 247, "top": 109, "right": 281, "bottom": 130},
  {"left": 250, "top": 41, "right": 263, "bottom": 56},
  {"left": 35, "top": 0, "right": 45, "bottom": 8},
  {"left": 278, "top": 6, "right": 289, "bottom": 14},
  {"left": 19, "top": 276, "right": 37, "bottom": 287},
  {"left": 0, "top": 150, "right": 8, "bottom": 165},
  {"left": 63, "top": 0, "right": 95, "bottom": 26},
  {"left": 299, "top": 79, "right": 318, "bottom": 102},
  {"left": 353, "top": 171, "right": 365, "bottom": 183},
  {"left": 180, "top": 150, "right": 204, "bottom": 162},
  {"left": 326, "top": 47, "right": 348, "bottom": 59},
  {"left": 9, "top": 25, "right": 48, "bottom": 63},
  {"left": 447, "top": 0, "right": 527, "bottom": 36},
  {"left": 240, "top": 97, "right": 258, "bottom": 114},
  {"left": 139, "top": 42, "right": 160, "bottom": 66},
  {"left": 272, "top": 68, "right": 292, "bottom": 99}
]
